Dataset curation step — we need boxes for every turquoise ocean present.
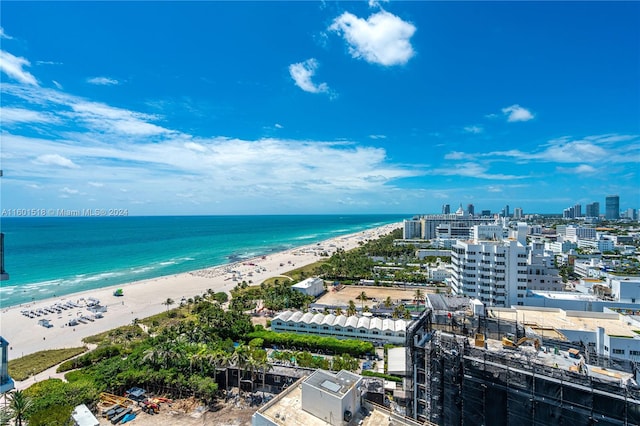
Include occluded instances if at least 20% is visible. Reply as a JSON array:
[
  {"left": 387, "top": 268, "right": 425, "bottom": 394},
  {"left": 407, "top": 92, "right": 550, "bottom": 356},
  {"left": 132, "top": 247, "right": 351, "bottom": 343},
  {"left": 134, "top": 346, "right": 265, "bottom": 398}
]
[{"left": 0, "top": 215, "right": 406, "bottom": 308}]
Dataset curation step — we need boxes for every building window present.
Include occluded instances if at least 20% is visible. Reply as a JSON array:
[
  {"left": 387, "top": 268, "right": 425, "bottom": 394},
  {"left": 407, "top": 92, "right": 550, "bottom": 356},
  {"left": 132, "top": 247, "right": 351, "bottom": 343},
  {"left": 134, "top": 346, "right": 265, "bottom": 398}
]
[
  {"left": 613, "top": 349, "right": 625, "bottom": 355},
  {"left": 273, "top": 376, "right": 281, "bottom": 383}
]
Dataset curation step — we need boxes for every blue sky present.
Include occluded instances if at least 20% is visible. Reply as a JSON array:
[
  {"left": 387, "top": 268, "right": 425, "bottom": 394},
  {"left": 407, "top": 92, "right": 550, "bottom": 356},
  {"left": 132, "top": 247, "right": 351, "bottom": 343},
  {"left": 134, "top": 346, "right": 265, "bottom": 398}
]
[{"left": 1, "top": 1, "right": 638, "bottom": 216}]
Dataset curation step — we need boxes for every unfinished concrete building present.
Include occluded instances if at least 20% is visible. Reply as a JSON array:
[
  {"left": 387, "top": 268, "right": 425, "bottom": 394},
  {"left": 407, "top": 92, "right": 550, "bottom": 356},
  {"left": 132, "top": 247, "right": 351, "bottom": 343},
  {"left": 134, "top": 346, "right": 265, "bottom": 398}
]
[{"left": 406, "top": 309, "right": 640, "bottom": 425}]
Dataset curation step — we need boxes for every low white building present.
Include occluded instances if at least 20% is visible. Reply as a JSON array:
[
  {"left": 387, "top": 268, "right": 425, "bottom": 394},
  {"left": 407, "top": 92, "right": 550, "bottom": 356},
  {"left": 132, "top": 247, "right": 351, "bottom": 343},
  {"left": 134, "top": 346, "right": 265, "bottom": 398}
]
[
  {"left": 610, "top": 276, "right": 640, "bottom": 303},
  {"left": 291, "top": 277, "right": 325, "bottom": 298},
  {"left": 71, "top": 404, "right": 100, "bottom": 426},
  {"left": 271, "top": 310, "right": 409, "bottom": 345}
]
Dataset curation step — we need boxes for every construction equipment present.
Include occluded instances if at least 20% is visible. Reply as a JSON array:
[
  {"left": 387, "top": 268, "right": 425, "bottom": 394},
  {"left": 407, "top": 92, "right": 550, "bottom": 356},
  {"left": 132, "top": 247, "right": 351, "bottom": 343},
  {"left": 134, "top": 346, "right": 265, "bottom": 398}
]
[
  {"left": 140, "top": 399, "right": 160, "bottom": 414},
  {"left": 100, "top": 392, "right": 136, "bottom": 408},
  {"left": 502, "top": 335, "right": 540, "bottom": 350}
]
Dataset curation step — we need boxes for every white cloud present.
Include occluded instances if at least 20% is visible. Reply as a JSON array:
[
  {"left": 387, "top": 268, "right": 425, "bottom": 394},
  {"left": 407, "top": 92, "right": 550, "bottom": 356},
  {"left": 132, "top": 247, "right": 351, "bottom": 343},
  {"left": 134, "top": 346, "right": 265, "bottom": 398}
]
[
  {"left": 88, "top": 181, "right": 104, "bottom": 187},
  {"left": 184, "top": 142, "right": 207, "bottom": 152},
  {"left": 329, "top": 10, "right": 416, "bottom": 66},
  {"left": 289, "top": 58, "right": 329, "bottom": 94},
  {"left": 427, "top": 162, "right": 524, "bottom": 180},
  {"left": 34, "top": 154, "right": 79, "bottom": 169},
  {"left": 68, "top": 101, "right": 170, "bottom": 136},
  {"left": 275, "top": 123, "right": 283, "bottom": 129},
  {"left": 557, "top": 164, "right": 597, "bottom": 175},
  {"left": 443, "top": 134, "right": 639, "bottom": 165},
  {"left": 0, "top": 107, "right": 59, "bottom": 124},
  {"left": 444, "top": 151, "right": 473, "bottom": 160},
  {"left": 368, "top": 0, "right": 389, "bottom": 8},
  {"left": 502, "top": 104, "right": 534, "bottom": 122},
  {"left": 0, "top": 50, "right": 38, "bottom": 85},
  {"left": 61, "top": 187, "right": 79, "bottom": 195},
  {"left": 369, "top": 134, "right": 387, "bottom": 139},
  {"left": 52, "top": 80, "right": 63, "bottom": 89},
  {"left": 0, "top": 27, "right": 13, "bottom": 39},
  {"left": 87, "top": 76, "right": 120, "bottom": 86},
  {"left": 463, "top": 125, "right": 483, "bottom": 134}
]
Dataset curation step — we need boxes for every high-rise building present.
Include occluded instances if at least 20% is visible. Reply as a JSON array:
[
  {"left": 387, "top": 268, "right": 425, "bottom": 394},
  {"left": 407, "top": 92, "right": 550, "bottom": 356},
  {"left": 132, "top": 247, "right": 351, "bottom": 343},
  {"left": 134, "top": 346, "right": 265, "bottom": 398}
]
[
  {"left": 442, "top": 204, "right": 450, "bottom": 215},
  {"left": 481, "top": 210, "right": 491, "bottom": 217},
  {"left": 402, "top": 219, "right": 422, "bottom": 239},
  {"left": 606, "top": 195, "right": 620, "bottom": 220},
  {"left": 467, "top": 204, "right": 475, "bottom": 217},
  {"left": 573, "top": 203, "right": 582, "bottom": 218},
  {"left": 504, "top": 205, "right": 510, "bottom": 218},
  {"left": 513, "top": 207, "right": 523, "bottom": 219},
  {"left": 586, "top": 202, "right": 600, "bottom": 218},
  {"left": 450, "top": 229, "right": 528, "bottom": 307}
]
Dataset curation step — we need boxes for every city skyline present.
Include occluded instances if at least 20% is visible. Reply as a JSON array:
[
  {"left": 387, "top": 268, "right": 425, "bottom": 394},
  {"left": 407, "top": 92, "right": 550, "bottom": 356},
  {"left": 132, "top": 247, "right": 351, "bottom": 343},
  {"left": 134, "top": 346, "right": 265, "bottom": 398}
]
[{"left": 1, "top": 1, "right": 639, "bottom": 215}]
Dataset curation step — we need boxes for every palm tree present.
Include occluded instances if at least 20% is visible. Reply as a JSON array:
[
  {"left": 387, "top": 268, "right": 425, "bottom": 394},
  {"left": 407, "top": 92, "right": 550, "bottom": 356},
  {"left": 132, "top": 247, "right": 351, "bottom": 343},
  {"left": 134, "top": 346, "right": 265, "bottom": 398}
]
[
  {"left": 335, "top": 306, "right": 343, "bottom": 316},
  {"left": 218, "top": 350, "right": 233, "bottom": 398},
  {"left": 163, "top": 297, "right": 175, "bottom": 311},
  {"left": 357, "top": 291, "right": 367, "bottom": 311},
  {"left": 7, "top": 390, "right": 32, "bottom": 426},
  {"left": 414, "top": 288, "right": 424, "bottom": 306},
  {"left": 347, "top": 300, "right": 357, "bottom": 316},
  {"left": 384, "top": 296, "right": 393, "bottom": 309},
  {"left": 232, "top": 344, "right": 251, "bottom": 396}
]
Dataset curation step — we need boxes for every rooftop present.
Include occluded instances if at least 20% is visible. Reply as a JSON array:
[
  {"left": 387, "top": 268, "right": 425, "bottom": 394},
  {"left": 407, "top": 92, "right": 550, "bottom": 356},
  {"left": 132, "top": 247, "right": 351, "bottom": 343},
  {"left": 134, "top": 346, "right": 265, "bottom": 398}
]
[
  {"left": 255, "top": 377, "right": 395, "bottom": 426},
  {"left": 304, "top": 369, "right": 361, "bottom": 397},
  {"left": 489, "top": 306, "right": 639, "bottom": 338}
]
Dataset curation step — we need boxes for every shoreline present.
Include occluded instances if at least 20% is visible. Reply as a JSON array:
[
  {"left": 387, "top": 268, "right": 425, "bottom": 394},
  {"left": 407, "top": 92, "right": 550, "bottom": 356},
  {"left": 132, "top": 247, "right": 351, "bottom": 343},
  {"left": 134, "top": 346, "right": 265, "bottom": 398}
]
[{"left": 0, "top": 222, "right": 401, "bottom": 360}]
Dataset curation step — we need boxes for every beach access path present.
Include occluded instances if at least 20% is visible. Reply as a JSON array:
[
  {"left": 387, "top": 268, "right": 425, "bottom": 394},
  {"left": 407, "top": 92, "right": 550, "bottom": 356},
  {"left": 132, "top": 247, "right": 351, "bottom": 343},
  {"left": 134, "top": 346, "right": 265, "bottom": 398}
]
[{"left": 0, "top": 223, "right": 401, "bottom": 361}]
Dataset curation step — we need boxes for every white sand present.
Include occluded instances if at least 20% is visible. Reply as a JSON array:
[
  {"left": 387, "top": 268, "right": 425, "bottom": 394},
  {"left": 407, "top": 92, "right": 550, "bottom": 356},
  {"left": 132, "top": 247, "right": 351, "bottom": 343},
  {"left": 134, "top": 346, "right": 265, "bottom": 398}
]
[{"left": 0, "top": 223, "right": 401, "bottom": 360}]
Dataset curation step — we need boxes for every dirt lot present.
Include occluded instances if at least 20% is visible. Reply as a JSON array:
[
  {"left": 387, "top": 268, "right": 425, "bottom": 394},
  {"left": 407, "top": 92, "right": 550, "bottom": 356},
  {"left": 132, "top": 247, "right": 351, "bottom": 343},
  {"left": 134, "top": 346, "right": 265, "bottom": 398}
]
[
  {"left": 315, "top": 284, "right": 435, "bottom": 308},
  {"left": 98, "top": 397, "right": 259, "bottom": 426}
]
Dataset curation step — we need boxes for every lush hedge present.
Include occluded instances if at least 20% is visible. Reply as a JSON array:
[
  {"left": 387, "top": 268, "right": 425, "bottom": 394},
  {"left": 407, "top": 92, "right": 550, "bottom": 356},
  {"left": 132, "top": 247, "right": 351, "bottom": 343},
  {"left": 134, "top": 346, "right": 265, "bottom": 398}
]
[
  {"left": 361, "top": 370, "right": 403, "bottom": 383},
  {"left": 246, "top": 329, "right": 374, "bottom": 356}
]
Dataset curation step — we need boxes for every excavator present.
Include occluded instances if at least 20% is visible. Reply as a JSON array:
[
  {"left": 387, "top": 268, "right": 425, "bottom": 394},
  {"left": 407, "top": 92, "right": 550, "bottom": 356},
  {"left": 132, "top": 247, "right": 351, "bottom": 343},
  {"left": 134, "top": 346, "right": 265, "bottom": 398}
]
[{"left": 502, "top": 334, "right": 541, "bottom": 350}]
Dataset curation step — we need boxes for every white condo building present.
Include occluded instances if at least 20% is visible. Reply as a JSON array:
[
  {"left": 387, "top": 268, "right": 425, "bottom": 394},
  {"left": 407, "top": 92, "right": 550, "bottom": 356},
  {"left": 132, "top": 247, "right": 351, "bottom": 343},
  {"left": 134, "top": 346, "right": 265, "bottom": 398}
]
[{"left": 451, "top": 238, "right": 528, "bottom": 307}]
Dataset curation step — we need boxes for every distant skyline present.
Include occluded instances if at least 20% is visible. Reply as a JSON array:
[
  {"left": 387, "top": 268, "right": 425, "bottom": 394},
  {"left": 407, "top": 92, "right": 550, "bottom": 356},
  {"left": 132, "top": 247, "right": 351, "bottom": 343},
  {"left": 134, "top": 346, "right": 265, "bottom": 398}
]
[{"left": 1, "top": 1, "right": 639, "bottom": 215}]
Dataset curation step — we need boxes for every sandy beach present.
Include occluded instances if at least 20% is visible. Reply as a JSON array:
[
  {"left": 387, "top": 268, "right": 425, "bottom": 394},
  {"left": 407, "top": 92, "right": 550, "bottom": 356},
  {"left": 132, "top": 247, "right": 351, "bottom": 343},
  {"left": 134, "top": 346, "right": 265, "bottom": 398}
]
[{"left": 0, "top": 223, "right": 400, "bottom": 361}]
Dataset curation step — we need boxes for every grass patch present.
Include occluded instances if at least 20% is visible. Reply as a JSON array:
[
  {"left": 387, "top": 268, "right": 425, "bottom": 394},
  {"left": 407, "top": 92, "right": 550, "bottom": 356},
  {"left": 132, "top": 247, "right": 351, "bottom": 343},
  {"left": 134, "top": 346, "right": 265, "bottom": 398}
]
[
  {"left": 8, "top": 347, "right": 87, "bottom": 381},
  {"left": 261, "top": 260, "right": 328, "bottom": 287},
  {"left": 83, "top": 324, "right": 148, "bottom": 346}
]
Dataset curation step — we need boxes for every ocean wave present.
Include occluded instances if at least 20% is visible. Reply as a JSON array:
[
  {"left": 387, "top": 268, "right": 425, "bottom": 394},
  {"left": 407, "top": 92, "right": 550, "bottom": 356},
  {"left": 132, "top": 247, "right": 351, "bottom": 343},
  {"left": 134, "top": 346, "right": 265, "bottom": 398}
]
[
  {"left": 293, "top": 234, "right": 318, "bottom": 240},
  {"left": 131, "top": 266, "right": 155, "bottom": 274}
]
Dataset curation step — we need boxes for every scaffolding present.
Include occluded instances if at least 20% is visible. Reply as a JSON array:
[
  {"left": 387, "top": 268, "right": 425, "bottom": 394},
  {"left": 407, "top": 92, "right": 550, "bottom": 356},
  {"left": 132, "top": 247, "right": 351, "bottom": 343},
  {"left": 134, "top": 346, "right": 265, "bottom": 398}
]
[{"left": 407, "top": 310, "right": 640, "bottom": 425}]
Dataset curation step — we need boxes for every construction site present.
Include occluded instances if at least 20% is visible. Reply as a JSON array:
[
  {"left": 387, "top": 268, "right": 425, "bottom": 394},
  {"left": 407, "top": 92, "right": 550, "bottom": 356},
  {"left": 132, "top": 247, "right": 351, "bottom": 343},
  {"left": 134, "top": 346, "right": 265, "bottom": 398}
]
[{"left": 405, "top": 306, "right": 640, "bottom": 425}]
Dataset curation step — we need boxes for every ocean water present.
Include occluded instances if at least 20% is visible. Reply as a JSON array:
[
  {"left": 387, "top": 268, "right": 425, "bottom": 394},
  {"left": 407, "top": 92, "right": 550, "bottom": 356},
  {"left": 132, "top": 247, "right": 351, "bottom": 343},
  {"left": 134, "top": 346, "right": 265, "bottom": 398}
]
[{"left": 0, "top": 215, "right": 406, "bottom": 308}]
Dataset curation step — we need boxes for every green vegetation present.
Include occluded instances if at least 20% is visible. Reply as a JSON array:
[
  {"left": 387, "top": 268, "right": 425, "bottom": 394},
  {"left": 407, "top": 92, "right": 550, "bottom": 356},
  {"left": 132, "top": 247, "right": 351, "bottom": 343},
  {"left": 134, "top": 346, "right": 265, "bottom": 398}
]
[
  {"left": 361, "top": 370, "right": 403, "bottom": 383},
  {"left": 8, "top": 347, "right": 87, "bottom": 381},
  {"left": 231, "top": 279, "right": 314, "bottom": 311},
  {"left": 271, "top": 350, "right": 360, "bottom": 371},
  {"left": 247, "top": 329, "right": 374, "bottom": 356},
  {"left": 23, "top": 378, "right": 99, "bottom": 426}
]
